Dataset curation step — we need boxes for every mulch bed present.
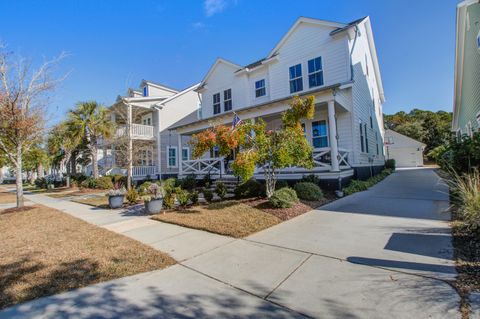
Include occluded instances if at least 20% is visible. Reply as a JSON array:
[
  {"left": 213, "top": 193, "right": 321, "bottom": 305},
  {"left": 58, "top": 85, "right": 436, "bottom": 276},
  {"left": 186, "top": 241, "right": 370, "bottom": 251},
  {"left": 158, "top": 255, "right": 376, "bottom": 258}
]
[{"left": 240, "top": 195, "right": 334, "bottom": 221}]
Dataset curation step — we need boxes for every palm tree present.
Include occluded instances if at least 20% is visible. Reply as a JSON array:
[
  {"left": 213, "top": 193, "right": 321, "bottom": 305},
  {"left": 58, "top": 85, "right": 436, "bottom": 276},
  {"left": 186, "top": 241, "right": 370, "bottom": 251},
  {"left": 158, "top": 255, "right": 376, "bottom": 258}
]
[
  {"left": 47, "top": 123, "right": 78, "bottom": 187},
  {"left": 67, "top": 101, "right": 114, "bottom": 179}
]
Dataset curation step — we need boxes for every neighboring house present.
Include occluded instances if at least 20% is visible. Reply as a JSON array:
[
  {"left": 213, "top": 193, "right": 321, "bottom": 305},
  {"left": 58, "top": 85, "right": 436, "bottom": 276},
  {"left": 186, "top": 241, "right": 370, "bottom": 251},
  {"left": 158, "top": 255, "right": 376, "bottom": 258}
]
[
  {"left": 384, "top": 129, "right": 425, "bottom": 168},
  {"left": 170, "top": 16, "right": 386, "bottom": 187},
  {"left": 453, "top": 0, "right": 480, "bottom": 137},
  {"left": 98, "top": 80, "right": 201, "bottom": 180}
]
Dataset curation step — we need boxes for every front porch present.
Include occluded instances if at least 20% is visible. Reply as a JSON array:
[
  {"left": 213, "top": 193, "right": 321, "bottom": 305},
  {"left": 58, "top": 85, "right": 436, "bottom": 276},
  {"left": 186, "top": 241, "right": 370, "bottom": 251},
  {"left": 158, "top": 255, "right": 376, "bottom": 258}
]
[{"left": 175, "top": 90, "right": 354, "bottom": 183}]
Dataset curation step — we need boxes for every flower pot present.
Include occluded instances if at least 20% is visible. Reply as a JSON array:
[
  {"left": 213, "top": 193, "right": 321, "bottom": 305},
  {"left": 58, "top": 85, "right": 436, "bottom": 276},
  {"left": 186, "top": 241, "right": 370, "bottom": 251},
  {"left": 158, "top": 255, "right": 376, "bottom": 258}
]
[
  {"left": 145, "top": 198, "right": 163, "bottom": 214},
  {"left": 335, "top": 190, "right": 344, "bottom": 198},
  {"left": 108, "top": 195, "right": 124, "bottom": 209}
]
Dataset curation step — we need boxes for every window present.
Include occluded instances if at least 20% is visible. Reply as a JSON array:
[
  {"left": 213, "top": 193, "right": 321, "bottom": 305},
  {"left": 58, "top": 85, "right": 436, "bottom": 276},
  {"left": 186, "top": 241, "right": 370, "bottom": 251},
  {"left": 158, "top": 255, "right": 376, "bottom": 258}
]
[
  {"left": 370, "top": 116, "right": 373, "bottom": 128},
  {"left": 210, "top": 146, "right": 219, "bottom": 158},
  {"left": 364, "top": 124, "right": 369, "bottom": 153},
  {"left": 137, "top": 147, "right": 153, "bottom": 166},
  {"left": 213, "top": 93, "right": 221, "bottom": 114},
  {"left": 289, "top": 64, "right": 303, "bottom": 93},
  {"left": 167, "top": 147, "right": 177, "bottom": 168},
  {"left": 312, "top": 120, "right": 328, "bottom": 148},
  {"left": 360, "top": 123, "right": 365, "bottom": 152},
  {"left": 224, "top": 89, "right": 232, "bottom": 112},
  {"left": 375, "top": 132, "right": 379, "bottom": 155},
  {"left": 143, "top": 117, "right": 151, "bottom": 125},
  {"left": 143, "top": 86, "right": 148, "bottom": 97},
  {"left": 255, "top": 79, "right": 266, "bottom": 98},
  {"left": 308, "top": 57, "right": 324, "bottom": 88},
  {"left": 182, "top": 147, "right": 190, "bottom": 161}
]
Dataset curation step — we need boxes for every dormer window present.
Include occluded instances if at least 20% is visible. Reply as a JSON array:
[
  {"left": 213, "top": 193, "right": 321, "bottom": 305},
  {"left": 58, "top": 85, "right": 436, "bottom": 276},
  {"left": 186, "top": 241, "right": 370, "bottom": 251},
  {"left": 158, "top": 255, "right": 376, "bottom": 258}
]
[{"left": 143, "top": 86, "right": 148, "bottom": 97}]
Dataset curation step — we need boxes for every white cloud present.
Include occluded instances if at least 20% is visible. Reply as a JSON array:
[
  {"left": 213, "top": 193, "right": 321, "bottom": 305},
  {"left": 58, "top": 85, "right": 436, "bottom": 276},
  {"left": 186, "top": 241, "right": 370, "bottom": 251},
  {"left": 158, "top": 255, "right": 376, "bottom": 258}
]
[
  {"left": 192, "top": 22, "right": 205, "bottom": 29},
  {"left": 204, "top": 0, "right": 227, "bottom": 17}
]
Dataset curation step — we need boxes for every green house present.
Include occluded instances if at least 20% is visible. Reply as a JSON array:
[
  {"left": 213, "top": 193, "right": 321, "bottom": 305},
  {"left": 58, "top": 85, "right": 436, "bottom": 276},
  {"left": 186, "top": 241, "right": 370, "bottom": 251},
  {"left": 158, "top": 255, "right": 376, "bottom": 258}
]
[{"left": 453, "top": 0, "right": 480, "bottom": 137}]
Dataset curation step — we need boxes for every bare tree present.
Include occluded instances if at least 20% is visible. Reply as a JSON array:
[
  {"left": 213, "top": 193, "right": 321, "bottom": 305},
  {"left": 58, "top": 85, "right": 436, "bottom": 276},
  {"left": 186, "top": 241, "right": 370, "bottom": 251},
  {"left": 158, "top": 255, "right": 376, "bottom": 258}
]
[{"left": 0, "top": 44, "right": 66, "bottom": 207}]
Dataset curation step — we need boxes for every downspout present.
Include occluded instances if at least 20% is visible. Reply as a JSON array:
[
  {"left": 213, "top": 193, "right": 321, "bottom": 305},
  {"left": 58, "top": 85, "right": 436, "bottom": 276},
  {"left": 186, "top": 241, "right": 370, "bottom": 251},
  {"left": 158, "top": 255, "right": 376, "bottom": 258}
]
[{"left": 349, "top": 25, "right": 360, "bottom": 81}]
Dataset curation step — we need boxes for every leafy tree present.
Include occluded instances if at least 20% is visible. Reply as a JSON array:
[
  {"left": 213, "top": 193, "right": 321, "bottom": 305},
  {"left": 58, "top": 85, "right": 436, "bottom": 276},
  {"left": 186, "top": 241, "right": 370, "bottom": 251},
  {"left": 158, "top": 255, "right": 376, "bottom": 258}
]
[
  {"left": 23, "top": 145, "right": 49, "bottom": 183},
  {"left": 66, "top": 101, "right": 114, "bottom": 179},
  {"left": 47, "top": 123, "right": 80, "bottom": 187},
  {"left": 384, "top": 109, "right": 453, "bottom": 154},
  {"left": 191, "top": 96, "right": 315, "bottom": 198}
]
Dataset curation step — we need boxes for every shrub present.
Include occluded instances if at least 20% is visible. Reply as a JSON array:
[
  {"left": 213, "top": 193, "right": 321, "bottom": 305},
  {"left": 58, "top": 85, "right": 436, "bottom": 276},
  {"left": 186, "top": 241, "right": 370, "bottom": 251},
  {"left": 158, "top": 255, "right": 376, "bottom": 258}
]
[
  {"left": 126, "top": 188, "right": 139, "bottom": 204},
  {"left": 449, "top": 170, "right": 480, "bottom": 230},
  {"left": 385, "top": 159, "right": 396, "bottom": 170},
  {"left": 343, "top": 169, "right": 393, "bottom": 195},
  {"left": 176, "top": 188, "right": 190, "bottom": 208},
  {"left": 80, "top": 177, "right": 97, "bottom": 189},
  {"left": 203, "top": 189, "right": 214, "bottom": 203},
  {"left": 215, "top": 182, "right": 227, "bottom": 200},
  {"left": 179, "top": 175, "right": 196, "bottom": 191},
  {"left": 162, "top": 178, "right": 177, "bottom": 191},
  {"left": 138, "top": 181, "right": 152, "bottom": 195},
  {"left": 190, "top": 191, "right": 199, "bottom": 205},
  {"left": 294, "top": 182, "right": 323, "bottom": 201},
  {"left": 301, "top": 174, "right": 320, "bottom": 185},
  {"left": 95, "top": 176, "right": 114, "bottom": 190},
  {"left": 163, "top": 191, "right": 176, "bottom": 209},
  {"left": 111, "top": 174, "right": 127, "bottom": 187},
  {"left": 34, "top": 178, "right": 48, "bottom": 189},
  {"left": 275, "top": 180, "right": 289, "bottom": 190},
  {"left": 269, "top": 187, "right": 299, "bottom": 208},
  {"left": 234, "top": 179, "right": 262, "bottom": 199},
  {"left": 202, "top": 174, "right": 212, "bottom": 188},
  {"left": 71, "top": 173, "right": 87, "bottom": 184}
]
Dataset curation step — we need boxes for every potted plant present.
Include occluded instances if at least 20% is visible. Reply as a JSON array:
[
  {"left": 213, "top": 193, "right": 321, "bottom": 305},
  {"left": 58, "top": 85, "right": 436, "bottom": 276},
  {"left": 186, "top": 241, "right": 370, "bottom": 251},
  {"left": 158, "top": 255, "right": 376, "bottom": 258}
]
[
  {"left": 144, "top": 183, "right": 164, "bottom": 214},
  {"left": 106, "top": 183, "right": 126, "bottom": 209}
]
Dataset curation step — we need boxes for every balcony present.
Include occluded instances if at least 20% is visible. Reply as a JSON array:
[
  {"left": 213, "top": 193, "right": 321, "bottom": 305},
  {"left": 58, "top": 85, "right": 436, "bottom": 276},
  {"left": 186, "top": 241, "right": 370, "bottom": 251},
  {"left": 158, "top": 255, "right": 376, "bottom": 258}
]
[{"left": 116, "top": 124, "right": 155, "bottom": 140}]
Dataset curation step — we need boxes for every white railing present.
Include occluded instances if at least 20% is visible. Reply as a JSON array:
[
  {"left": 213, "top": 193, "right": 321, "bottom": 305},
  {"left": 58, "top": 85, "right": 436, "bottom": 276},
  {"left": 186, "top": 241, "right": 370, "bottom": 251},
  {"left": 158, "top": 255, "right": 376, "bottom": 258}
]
[
  {"left": 312, "top": 147, "right": 350, "bottom": 169},
  {"left": 182, "top": 157, "right": 225, "bottom": 176},
  {"left": 132, "top": 166, "right": 157, "bottom": 176},
  {"left": 105, "top": 166, "right": 156, "bottom": 177},
  {"left": 116, "top": 124, "right": 154, "bottom": 139}
]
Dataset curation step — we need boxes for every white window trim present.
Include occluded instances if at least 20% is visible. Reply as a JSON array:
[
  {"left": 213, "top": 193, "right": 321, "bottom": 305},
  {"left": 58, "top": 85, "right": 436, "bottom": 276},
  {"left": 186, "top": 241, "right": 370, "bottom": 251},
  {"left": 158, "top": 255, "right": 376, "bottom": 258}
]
[
  {"left": 166, "top": 146, "right": 178, "bottom": 168},
  {"left": 182, "top": 147, "right": 190, "bottom": 161},
  {"left": 307, "top": 56, "right": 324, "bottom": 89},
  {"left": 289, "top": 63, "right": 303, "bottom": 93},
  {"left": 254, "top": 79, "right": 267, "bottom": 98}
]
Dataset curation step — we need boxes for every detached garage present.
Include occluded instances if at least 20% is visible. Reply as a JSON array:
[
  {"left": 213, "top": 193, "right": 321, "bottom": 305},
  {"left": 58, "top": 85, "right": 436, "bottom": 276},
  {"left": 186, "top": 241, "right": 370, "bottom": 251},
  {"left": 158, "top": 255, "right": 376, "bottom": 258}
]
[{"left": 384, "top": 129, "right": 426, "bottom": 167}]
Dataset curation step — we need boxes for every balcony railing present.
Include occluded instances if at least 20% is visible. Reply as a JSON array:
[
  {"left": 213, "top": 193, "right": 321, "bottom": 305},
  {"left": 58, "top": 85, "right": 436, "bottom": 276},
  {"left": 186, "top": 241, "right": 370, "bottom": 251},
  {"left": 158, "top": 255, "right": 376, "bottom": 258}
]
[
  {"left": 105, "top": 166, "right": 157, "bottom": 177},
  {"left": 182, "top": 158, "right": 225, "bottom": 176},
  {"left": 116, "top": 124, "right": 154, "bottom": 139}
]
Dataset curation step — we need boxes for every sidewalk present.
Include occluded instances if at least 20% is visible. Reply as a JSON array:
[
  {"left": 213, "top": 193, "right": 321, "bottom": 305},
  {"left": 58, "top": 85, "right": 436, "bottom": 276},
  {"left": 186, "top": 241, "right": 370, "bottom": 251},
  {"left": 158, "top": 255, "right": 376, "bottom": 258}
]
[{"left": 25, "top": 193, "right": 235, "bottom": 262}]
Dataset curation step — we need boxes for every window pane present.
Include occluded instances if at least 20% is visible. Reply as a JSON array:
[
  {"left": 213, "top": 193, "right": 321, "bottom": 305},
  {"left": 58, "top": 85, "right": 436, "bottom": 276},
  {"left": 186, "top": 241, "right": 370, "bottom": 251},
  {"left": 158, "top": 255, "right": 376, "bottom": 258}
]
[{"left": 308, "top": 59, "right": 315, "bottom": 73}]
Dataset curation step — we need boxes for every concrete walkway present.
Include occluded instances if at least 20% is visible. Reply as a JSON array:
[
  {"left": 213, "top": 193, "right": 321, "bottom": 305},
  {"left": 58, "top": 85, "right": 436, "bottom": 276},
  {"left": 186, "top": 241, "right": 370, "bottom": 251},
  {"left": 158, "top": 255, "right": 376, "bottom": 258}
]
[{"left": 0, "top": 168, "right": 461, "bottom": 318}]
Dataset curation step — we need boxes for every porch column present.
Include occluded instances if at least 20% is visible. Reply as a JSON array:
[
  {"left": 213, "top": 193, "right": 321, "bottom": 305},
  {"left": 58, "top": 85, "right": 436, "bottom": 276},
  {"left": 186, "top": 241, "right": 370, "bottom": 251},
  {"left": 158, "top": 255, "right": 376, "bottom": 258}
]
[
  {"left": 327, "top": 100, "right": 340, "bottom": 172},
  {"left": 177, "top": 133, "right": 183, "bottom": 177},
  {"left": 156, "top": 109, "right": 162, "bottom": 179},
  {"left": 127, "top": 103, "right": 133, "bottom": 188}
]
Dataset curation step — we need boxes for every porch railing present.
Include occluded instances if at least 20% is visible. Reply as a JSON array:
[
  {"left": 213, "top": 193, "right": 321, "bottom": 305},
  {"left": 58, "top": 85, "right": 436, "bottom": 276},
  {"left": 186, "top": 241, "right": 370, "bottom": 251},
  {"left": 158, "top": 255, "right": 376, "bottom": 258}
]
[
  {"left": 182, "top": 157, "right": 225, "bottom": 176},
  {"left": 116, "top": 124, "right": 154, "bottom": 139},
  {"left": 105, "top": 166, "right": 157, "bottom": 177}
]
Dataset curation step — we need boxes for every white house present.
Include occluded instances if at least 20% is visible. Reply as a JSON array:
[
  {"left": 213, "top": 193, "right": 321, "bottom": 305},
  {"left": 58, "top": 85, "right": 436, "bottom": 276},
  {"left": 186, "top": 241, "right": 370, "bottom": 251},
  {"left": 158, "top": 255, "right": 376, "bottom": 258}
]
[
  {"left": 384, "top": 129, "right": 425, "bottom": 168},
  {"left": 170, "top": 16, "right": 386, "bottom": 187},
  {"left": 97, "top": 80, "right": 201, "bottom": 180}
]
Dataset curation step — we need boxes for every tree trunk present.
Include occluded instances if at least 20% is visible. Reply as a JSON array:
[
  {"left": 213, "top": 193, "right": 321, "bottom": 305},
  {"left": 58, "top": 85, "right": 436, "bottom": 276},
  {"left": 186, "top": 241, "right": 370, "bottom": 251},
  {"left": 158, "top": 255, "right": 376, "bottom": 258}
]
[
  {"left": 65, "top": 159, "right": 71, "bottom": 188},
  {"left": 37, "top": 163, "right": 44, "bottom": 178},
  {"left": 16, "top": 144, "right": 24, "bottom": 208},
  {"left": 71, "top": 151, "right": 77, "bottom": 174},
  {"left": 28, "top": 171, "right": 35, "bottom": 184},
  {"left": 91, "top": 145, "right": 99, "bottom": 179},
  {"left": 264, "top": 166, "right": 276, "bottom": 198}
]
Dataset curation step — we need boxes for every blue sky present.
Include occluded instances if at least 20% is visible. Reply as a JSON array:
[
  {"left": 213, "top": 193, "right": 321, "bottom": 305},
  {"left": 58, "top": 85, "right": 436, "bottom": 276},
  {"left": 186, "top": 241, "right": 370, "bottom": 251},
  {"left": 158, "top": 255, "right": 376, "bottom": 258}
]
[{"left": 0, "top": 0, "right": 458, "bottom": 124}]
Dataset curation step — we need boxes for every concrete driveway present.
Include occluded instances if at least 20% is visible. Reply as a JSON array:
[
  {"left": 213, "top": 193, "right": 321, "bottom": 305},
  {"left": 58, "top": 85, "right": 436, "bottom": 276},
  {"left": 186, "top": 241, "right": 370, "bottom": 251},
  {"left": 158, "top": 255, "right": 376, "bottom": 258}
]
[{"left": 0, "top": 168, "right": 460, "bottom": 318}]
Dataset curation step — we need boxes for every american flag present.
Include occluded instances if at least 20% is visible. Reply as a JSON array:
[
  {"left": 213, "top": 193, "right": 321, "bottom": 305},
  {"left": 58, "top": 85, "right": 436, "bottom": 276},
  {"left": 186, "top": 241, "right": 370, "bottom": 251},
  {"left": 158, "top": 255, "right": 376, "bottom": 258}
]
[{"left": 232, "top": 113, "right": 242, "bottom": 129}]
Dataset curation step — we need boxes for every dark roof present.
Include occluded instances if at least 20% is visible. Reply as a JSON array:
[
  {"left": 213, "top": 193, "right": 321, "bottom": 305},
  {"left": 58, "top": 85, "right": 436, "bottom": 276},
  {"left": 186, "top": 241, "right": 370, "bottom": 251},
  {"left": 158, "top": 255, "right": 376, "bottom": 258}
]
[{"left": 330, "top": 17, "right": 367, "bottom": 35}]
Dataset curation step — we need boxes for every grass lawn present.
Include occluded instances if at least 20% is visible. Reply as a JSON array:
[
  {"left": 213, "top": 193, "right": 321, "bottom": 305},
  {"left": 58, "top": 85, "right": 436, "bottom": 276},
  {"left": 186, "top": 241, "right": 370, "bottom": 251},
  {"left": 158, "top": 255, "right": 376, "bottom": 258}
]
[
  {"left": 71, "top": 195, "right": 110, "bottom": 208},
  {"left": 0, "top": 204, "right": 175, "bottom": 310},
  {"left": 152, "top": 200, "right": 281, "bottom": 238}
]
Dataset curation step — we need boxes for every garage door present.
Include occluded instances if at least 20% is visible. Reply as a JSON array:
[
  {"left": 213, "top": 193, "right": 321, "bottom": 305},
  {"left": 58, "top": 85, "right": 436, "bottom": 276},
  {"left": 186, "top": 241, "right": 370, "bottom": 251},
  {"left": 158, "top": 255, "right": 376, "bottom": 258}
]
[{"left": 388, "top": 148, "right": 423, "bottom": 167}]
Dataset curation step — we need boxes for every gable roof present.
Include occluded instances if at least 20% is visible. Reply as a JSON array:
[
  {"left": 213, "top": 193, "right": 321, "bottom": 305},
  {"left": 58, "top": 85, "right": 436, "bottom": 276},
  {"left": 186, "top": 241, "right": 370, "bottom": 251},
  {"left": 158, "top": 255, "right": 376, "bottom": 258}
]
[
  {"left": 267, "top": 17, "right": 347, "bottom": 58},
  {"left": 197, "top": 58, "right": 243, "bottom": 90},
  {"left": 140, "top": 80, "right": 179, "bottom": 94},
  {"left": 156, "top": 83, "right": 201, "bottom": 107},
  {"left": 385, "top": 129, "right": 426, "bottom": 147}
]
